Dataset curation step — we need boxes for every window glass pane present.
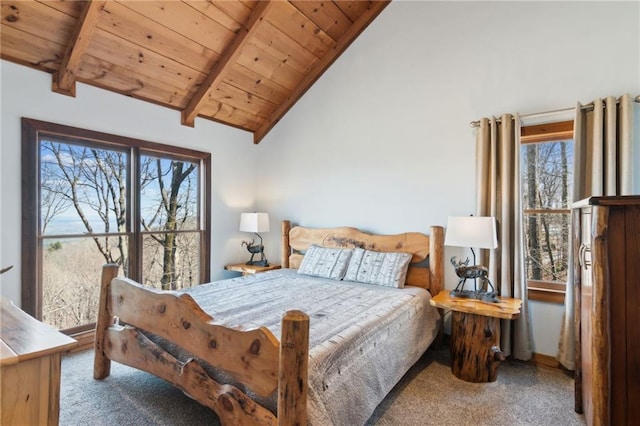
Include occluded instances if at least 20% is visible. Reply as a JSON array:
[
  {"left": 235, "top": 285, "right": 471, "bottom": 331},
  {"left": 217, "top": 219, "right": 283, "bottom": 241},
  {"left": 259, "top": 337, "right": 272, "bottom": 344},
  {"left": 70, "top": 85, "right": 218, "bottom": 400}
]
[
  {"left": 40, "top": 139, "right": 128, "bottom": 235},
  {"left": 521, "top": 141, "right": 573, "bottom": 210},
  {"left": 523, "top": 213, "right": 570, "bottom": 284},
  {"left": 140, "top": 156, "right": 199, "bottom": 232},
  {"left": 142, "top": 232, "right": 200, "bottom": 290},
  {"left": 42, "top": 236, "right": 127, "bottom": 330}
]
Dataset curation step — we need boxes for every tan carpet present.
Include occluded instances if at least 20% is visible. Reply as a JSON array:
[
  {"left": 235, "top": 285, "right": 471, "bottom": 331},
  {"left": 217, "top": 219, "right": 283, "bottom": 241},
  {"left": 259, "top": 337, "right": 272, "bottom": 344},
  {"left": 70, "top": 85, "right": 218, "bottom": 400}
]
[
  {"left": 365, "top": 348, "right": 585, "bottom": 425},
  {"left": 60, "top": 348, "right": 585, "bottom": 425}
]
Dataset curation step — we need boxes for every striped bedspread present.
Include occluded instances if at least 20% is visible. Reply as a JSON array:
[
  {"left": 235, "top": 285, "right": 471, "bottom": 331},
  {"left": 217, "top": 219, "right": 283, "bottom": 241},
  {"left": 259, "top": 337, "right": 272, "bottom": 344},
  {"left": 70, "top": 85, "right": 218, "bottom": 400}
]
[{"left": 180, "top": 268, "right": 441, "bottom": 425}]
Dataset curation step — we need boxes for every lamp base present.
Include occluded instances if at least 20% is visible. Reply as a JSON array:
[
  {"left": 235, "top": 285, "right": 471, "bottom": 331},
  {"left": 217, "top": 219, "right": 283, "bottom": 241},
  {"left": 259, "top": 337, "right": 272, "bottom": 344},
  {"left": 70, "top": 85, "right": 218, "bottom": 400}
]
[
  {"left": 449, "top": 289, "right": 500, "bottom": 303},
  {"left": 245, "top": 260, "right": 269, "bottom": 267}
]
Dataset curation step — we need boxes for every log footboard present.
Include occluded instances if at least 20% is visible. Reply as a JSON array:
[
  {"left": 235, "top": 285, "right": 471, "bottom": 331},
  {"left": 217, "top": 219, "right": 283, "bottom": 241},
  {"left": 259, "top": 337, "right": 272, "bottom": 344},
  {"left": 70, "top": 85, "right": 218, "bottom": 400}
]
[
  {"left": 94, "top": 264, "right": 309, "bottom": 426},
  {"left": 106, "top": 325, "right": 277, "bottom": 425}
]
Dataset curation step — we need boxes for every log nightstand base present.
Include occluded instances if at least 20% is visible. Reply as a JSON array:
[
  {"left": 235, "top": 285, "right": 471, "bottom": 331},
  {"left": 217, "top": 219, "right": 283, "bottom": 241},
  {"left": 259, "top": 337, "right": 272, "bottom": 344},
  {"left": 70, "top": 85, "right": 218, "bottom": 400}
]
[{"left": 451, "top": 311, "right": 505, "bottom": 382}]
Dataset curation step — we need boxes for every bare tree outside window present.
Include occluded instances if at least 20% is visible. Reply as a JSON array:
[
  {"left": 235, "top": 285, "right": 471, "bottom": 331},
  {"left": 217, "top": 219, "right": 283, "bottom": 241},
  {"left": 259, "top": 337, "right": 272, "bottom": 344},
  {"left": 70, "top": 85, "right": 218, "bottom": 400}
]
[
  {"left": 521, "top": 139, "right": 573, "bottom": 291},
  {"left": 139, "top": 155, "right": 200, "bottom": 290},
  {"left": 40, "top": 143, "right": 202, "bottom": 329},
  {"left": 41, "top": 142, "right": 129, "bottom": 265},
  {"left": 40, "top": 141, "right": 129, "bottom": 329}
]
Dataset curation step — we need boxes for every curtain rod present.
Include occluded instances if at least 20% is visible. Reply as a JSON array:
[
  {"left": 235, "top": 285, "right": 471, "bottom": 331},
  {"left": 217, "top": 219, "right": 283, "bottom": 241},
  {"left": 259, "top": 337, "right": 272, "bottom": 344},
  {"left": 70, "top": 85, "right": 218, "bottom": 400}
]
[{"left": 469, "top": 94, "right": 640, "bottom": 128}]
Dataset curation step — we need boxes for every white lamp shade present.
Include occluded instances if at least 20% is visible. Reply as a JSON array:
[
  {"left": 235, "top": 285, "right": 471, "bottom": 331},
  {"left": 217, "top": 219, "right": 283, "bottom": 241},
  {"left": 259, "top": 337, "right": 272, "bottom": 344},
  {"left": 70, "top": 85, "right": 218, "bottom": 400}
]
[
  {"left": 445, "top": 216, "right": 497, "bottom": 249},
  {"left": 239, "top": 212, "right": 270, "bottom": 233}
]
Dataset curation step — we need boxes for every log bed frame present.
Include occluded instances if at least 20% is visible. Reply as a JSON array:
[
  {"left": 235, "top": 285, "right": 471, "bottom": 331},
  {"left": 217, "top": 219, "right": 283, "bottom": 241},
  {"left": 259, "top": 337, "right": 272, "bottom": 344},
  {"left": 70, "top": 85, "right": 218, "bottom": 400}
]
[{"left": 94, "top": 221, "right": 444, "bottom": 425}]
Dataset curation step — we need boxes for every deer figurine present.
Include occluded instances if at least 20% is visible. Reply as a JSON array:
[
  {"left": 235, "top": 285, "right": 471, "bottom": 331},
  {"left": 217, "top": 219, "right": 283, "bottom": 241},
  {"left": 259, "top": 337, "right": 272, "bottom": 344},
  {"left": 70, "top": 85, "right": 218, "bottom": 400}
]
[
  {"left": 241, "top": 239, "right": 268, "bottom": 266},
  {"left": 450, "top": 256, "right": 497, "bottom": 301}
]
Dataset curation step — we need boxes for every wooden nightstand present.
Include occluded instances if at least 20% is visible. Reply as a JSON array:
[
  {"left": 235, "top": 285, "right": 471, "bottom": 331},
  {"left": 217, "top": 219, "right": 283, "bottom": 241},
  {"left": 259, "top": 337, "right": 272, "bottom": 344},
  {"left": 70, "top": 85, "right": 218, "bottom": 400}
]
[
  {"left": 225, "top": 263, "right": 281, "bottom": 276},
  {"left": 430, "top": 290, "right": 522, "bottom": 383}
]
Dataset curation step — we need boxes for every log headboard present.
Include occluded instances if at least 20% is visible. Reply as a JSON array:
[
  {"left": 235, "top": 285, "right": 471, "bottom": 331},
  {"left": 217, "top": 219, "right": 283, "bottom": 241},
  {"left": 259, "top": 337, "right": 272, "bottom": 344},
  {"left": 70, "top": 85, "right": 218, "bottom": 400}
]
[{"left": 280, "top": 221, "right": 444, "bottom": 296}]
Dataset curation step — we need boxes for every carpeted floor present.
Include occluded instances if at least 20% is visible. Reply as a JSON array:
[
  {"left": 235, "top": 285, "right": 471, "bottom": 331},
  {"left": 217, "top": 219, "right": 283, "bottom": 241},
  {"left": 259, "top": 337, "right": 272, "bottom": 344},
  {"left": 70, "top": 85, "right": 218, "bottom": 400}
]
[{"left": 60, "top": 348, "right": 586, "bottom": 425}]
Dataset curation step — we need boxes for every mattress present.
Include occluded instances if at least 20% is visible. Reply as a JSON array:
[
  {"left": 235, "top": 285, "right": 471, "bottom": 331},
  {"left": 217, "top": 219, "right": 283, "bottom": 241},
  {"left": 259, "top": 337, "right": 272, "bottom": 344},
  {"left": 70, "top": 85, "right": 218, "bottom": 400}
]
[{"left": 177, "top": 268, "right": 441, "bottom": 425}]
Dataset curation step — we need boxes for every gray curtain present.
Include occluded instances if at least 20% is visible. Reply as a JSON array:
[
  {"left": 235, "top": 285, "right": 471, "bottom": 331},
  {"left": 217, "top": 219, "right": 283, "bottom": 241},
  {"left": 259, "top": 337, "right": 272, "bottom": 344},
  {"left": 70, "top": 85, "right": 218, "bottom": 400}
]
[
  {"left": 557, "top": 94, "right": 636, "bottom": 370},
  {"left": 476, "top": 114, "right": 533, "bottom": 361}
]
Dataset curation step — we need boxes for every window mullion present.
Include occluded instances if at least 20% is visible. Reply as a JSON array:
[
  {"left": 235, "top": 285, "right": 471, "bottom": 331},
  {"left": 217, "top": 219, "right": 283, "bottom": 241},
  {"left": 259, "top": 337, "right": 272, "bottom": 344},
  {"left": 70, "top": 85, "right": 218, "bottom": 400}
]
[{"left": 130, "top": 145, "right": 141, "bottom": 282}]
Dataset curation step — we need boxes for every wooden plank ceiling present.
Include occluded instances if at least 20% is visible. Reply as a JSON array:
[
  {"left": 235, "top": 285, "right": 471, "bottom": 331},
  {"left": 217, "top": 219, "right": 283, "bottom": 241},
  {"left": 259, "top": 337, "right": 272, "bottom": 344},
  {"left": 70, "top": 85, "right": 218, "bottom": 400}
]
[{"left": 1, "top": 0, "right": 389, "bottom": 143}]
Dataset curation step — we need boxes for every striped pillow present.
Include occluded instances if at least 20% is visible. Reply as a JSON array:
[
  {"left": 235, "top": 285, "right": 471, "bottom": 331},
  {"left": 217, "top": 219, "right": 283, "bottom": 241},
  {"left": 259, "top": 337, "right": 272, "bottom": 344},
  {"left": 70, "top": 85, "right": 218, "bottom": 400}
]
[
  {"left": 344, "top": 248, "right": 412, "bottom": 288},
  {"left": 297, "top": 245, "right": 353, "bottom": 280}
]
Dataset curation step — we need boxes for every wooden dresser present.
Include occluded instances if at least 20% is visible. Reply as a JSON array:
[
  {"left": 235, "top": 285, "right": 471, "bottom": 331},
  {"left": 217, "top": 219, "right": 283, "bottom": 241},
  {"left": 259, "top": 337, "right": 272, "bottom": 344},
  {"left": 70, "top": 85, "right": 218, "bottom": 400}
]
[
  {"left": 573, "top": 196, "right": 640, "bottom": 426},
  {"left": 1, "top": 297, "right": 77, "bottom": 426}
]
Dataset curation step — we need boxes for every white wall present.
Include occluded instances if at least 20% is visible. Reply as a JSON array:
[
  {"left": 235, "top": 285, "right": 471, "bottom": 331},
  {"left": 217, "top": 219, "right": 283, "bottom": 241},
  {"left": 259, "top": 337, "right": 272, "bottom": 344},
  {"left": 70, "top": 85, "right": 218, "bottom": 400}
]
[
  {"left": 0, "top": 61, "right": 259, "bottom": 306},
  {"left": 255, "top": 1, "right": 640, "bottom": 356}
]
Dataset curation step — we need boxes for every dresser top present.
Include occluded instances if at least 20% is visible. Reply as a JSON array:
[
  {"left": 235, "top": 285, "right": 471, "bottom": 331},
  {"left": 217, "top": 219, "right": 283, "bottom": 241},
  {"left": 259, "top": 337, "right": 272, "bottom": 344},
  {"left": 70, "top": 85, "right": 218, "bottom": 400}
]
[
  {"left": 0, "top": 297, "right": 77, "bottom": 364},
  {"left": 573, "top": 195, "right": 640, "bottom": 208}
]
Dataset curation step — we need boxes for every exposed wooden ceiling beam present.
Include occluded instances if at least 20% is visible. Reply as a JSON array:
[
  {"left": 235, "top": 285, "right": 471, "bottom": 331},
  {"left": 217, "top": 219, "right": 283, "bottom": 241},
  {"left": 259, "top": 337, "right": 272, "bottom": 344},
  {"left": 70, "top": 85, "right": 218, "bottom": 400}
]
[
  {"left": 52, "top": 0, "right": 106, "bottom": 97},
  {"left": 252, "top": 0, "right": 391, "bottom": 144},
  {"left": 181, "top": 1, "right": 274, "bottom": 127}
]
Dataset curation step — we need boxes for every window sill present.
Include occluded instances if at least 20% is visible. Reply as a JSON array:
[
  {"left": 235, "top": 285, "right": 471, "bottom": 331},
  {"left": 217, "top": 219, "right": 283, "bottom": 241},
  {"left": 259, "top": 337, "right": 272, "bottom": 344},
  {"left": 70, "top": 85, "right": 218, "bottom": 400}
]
[
  {"left": 65, "top": 328, "right": 95, "bottom": 354},
  {"left": 527, "top": 287, "right": 565, "bottom": 304},
  {"left": 527, "top": 279, "right": 566, "bottom": 304}
]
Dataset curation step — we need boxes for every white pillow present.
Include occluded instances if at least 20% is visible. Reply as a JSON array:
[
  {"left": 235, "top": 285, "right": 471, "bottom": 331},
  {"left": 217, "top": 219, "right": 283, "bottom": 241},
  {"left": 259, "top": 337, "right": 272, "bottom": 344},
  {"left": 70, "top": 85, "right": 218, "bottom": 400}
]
[
  {"left": 297, "top": 245, "right": 353, "bottom": 280},
  {"left": 344, "top": 248, "right": 412, "bottom": 288}
]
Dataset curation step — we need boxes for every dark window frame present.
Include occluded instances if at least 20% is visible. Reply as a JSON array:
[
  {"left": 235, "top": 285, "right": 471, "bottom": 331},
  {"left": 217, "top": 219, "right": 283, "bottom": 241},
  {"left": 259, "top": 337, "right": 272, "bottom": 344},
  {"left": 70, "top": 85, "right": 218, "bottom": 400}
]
[
  {"left": 521, "top": 120, "right": 573, "bottom": 304},
  {"left": 21, "top": 118, "right": 211, "bottom": 329}
]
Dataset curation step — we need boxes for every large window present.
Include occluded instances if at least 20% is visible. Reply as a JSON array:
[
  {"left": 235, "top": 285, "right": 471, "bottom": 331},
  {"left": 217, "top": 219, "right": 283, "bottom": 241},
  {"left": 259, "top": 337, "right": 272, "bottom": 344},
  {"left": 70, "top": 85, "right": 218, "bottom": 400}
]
[
  {"left": 520, "top": 120, "right": 573, "bottom": 304},
  {"left": 22, "top": 118, "right": 211, "bottom": 333}
]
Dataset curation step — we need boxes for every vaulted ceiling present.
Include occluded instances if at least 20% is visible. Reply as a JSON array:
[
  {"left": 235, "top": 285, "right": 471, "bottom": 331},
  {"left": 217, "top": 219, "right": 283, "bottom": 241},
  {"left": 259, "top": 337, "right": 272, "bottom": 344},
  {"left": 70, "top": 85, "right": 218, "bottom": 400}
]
[{"left": 1, "top": 1, "right": 389, "bottom": 143}]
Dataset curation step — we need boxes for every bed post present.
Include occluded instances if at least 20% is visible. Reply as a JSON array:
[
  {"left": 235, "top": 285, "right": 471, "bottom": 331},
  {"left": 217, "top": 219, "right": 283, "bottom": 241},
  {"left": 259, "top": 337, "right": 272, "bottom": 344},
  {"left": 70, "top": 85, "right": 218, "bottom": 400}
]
[
  {"left": 429, "top": 226, "right": 444, "bottom": 295},
  {"left": 430, "top": 226, "right": 445, "bottom": 348},
  {"left": 278, "top": 310, "right": 309, "bottom": 426},
  {"left": 94, "top": 263, "right": 118, "bottom": 379},
  {"left": 281, "top": 220, "right": 291, "bottom": 269}
]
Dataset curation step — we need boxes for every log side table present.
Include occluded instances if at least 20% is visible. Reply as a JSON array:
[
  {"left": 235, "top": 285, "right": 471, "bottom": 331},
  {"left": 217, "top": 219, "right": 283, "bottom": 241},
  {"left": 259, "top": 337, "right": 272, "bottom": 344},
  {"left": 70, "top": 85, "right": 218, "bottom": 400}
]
[
  {"left": 430, "top": 290, "right": 522, "bottom": 383},
  {"left": 225, "top": 263, "right": 281, "bottom": 276}
]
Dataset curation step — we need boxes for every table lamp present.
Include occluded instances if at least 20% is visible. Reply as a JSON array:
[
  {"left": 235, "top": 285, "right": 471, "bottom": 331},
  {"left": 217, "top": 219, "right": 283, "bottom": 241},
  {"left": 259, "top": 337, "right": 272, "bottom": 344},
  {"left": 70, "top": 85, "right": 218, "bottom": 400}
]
[
  {"left": 239, "top": 212, "right": 270, "bottom": 267},
  {"left": 444, "top": 216, "right": 498, "bottom": 302}
]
